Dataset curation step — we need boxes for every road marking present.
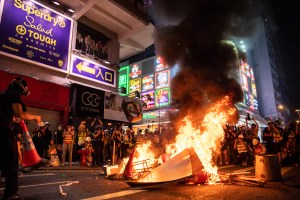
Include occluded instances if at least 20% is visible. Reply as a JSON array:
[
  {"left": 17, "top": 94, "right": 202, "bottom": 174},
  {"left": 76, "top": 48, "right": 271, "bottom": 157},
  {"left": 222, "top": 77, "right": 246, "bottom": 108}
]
[
  {"left": 0, "top": 181, "right": 72, "bottom": 191},
  {"left": 81, "top": 190, "right": 146, "bottom": 200},
  {"left": 234, "top": 166, "right": 254, "bottom": 173},
  {"left": 218, "top": 165, "right": 235, "bottom": 169},
  {"left": 281, "top": 167, "right": 294, "bottom": 175},
  {"left": 19, "top": 173, "right": 55, "bottom": 177}
]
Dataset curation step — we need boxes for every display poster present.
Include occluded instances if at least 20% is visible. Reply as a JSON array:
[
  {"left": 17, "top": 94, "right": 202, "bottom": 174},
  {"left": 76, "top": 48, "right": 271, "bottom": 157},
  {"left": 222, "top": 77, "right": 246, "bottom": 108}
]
[
  {"left": 119, "top": 66, "right": 129, "bottom": 95},
  {"left": 71, "top": 55, "right": 116, "bottom": 87},
  {"left": 155, "top": 56, "right": 168, "bottom": 72},
  {"left": 129, "top": 78, "right": 141, "bottom": 98},
  {"left": 75, "top": 22, "right": 110, "bottom": 61},
  {"left": 129, "top": 63, "right": 142, "bottom": 79},
  {"left": 0, "top": 0, "right": 72, "bottom": 71},
  {"left": 142, "top": 74, "right": 154, "bottom": 92},
  {"left": 141, "top": 90, "right": 155, "bottom": 110},
  {"left": 155, "top": 88, "right": 171, "bottom": 107},
  {"left": 70, "top": 84, "right": 105, "bottom": 118},
  {"left": 155, "top": 69, "right": 170, "bottom": 89}
]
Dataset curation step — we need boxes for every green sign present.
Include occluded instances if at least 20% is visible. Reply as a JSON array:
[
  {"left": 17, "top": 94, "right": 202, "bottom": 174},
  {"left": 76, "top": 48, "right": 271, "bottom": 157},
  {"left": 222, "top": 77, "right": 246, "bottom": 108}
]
[{"left": 119, "top": 66, "right": 129, "bottom": 95}]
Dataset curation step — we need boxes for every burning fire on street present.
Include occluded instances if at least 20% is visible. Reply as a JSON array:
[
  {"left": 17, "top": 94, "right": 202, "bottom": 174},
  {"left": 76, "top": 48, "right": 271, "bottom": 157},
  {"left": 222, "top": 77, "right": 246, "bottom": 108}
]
[{"left": 113, "top": 0, "right": 260, "bottom": 186}]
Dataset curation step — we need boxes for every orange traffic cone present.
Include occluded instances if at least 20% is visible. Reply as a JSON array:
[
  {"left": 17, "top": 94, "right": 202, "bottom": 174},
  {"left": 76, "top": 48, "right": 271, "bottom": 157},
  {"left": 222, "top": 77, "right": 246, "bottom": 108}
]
[
  {"left": 19, "top": 120, "right": 42, "bottom": 167},
  {"left": 123, "top": 148, "right": 136, "bottom": 179}
]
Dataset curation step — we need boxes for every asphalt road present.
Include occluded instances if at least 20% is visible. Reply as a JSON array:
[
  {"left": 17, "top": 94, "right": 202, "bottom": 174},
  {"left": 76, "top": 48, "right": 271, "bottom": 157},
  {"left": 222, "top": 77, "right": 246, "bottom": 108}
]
[{"left": 1, "top": 164, "right": 300, "bottom": 200}]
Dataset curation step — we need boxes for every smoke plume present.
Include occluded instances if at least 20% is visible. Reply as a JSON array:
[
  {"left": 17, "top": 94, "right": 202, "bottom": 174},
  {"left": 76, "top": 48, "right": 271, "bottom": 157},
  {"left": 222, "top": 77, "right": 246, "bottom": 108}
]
[{"left": 147, "top": 0, "right": 259, "bottom": 125}]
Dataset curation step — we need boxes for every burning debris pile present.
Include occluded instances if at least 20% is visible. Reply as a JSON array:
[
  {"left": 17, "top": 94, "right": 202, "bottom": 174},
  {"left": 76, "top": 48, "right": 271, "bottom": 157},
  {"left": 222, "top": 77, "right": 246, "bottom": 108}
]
[{"left": 112, "top": 0, "right": 259, "bottom": 185}]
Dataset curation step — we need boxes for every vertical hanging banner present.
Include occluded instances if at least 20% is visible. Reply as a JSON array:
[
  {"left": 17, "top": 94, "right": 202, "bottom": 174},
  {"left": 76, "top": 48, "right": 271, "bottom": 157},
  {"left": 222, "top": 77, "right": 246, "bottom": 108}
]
[{"left": 0, "top": 0, "right": 72, "bottom": 72}]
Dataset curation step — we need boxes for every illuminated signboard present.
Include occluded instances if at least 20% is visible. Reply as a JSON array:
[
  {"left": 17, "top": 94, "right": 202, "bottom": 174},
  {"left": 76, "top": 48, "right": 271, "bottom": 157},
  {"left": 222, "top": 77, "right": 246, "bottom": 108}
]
[
  {"left": 119, "top": 66, "right": 129, "bottom": 95},
  {"left": 155, "top": 70, "right": 170, "bottom": 89},
  {"left": 240, "top": 60, "right": 258, "bottom": 111},
  {"left": 155, "top": 88, "right": 171, "bottom": 107},
  {"left": 155, "top": 56, "right": 168, "bottom": 72},
  {"left": 129, "top": 63, "right": 142, "bottom": 79},
  {"left": 129, "top": 78, "right": 141, "bottom": 98},
  {"left": 241, "top": 73, "right": 248, "bottom": 92},
  {"left": 142, "top": 90, "right": 155, "bottom": 110},
  {"left": 142, "top": 74, "right": 154, "bottom": 92},
  {"left": 0, "top": 0, "right": 72, "bottom": 72},
  {"left": 71, "top": 55, "right": 116, "bottom": 87}
]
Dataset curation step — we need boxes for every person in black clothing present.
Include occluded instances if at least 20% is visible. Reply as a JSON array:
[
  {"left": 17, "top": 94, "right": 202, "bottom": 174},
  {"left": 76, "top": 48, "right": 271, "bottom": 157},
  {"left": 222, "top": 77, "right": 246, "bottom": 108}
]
[{"left": 0, "top": 77, "right": 41, "bottom": 200}]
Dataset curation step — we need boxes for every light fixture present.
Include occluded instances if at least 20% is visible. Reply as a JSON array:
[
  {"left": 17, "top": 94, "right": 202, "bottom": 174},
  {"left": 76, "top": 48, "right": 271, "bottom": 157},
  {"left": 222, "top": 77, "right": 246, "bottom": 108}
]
[
  {"left": 49, "top": 0, "right": 60, "bottom": 6},
  {"left": 66, "top": 7, "right": 75, "bottom": 13}
]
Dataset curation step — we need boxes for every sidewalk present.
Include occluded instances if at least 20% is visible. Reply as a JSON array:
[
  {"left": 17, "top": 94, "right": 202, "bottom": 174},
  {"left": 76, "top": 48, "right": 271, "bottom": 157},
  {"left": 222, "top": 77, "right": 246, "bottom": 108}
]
[{"left": 38, "top": 161, "right": 105, "bottom": 171}]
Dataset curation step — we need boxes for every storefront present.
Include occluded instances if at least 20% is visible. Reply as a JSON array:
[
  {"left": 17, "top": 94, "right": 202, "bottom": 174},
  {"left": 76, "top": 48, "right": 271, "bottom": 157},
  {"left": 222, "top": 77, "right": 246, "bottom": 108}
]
[{"left": 0, "top": 71, "right": 70, "bottom": 132}]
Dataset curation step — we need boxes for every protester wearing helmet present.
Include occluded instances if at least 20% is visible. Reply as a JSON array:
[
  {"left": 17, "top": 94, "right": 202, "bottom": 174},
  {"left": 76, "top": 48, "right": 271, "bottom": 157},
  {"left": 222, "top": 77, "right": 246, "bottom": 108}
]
[
  {"left": 0, "top": 77, "right": 41, "bottom": 200},
  {"left": 252, "top": 137, "right": 267, "bottom": 156}
]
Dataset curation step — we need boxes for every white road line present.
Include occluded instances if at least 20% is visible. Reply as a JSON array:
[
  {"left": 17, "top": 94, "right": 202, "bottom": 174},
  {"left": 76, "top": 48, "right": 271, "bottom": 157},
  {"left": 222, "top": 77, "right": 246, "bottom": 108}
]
[
  {"left": 81, "top": 190, "right": 146, "bottom": 200},
  {"left": 234, "top": 166, "right": 255, "bottom": 173},
  {"left": 281, "top": 167, "right": 294, "bottom": 175},
  {"left": 218, "top": 165, "right": 235, "bottom": 169},
  {"left": 19, "top": 173, "right": 55, "bottom": 177},
  {"left": 0, "top": 181, "right": 71, "bottom": 191}
]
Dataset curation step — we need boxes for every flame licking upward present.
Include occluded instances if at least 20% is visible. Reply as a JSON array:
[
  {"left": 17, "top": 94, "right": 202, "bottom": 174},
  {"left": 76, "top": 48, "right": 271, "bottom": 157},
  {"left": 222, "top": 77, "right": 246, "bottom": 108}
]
[{"left": 166, "top": 96, "right": 237, "bottom": 184}]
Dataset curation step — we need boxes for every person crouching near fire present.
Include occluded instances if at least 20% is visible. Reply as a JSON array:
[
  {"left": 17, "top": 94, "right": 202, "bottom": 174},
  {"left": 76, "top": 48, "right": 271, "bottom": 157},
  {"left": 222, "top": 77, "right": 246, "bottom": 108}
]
[
  {"left": 78, "top": 137, "right": 94, "bottom": 166},
  {"left": 47, "top": 138, "right": 60, "bottom": 167},
  {"left": 252, "top": 137, "right": 267, "bottom": 156}
]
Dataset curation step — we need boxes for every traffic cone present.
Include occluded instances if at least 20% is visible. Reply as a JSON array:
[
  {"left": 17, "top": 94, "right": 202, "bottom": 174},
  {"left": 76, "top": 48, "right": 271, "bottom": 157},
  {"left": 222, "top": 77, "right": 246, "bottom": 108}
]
[
  {"left": 19, "top": 120, "right": 42, "bottom": 167},
  {"left": 123, "top": 148, "right": 136, "bottom": 179}
]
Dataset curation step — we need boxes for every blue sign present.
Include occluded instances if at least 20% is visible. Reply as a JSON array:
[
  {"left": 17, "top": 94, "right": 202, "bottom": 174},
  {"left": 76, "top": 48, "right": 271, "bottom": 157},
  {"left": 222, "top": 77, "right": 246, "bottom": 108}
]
[
  {"left": 71, "top": 55, "right": 116, "bottom": 87},
  {"left": 0, "top": 0, "right": 72, "bottom": 71}
]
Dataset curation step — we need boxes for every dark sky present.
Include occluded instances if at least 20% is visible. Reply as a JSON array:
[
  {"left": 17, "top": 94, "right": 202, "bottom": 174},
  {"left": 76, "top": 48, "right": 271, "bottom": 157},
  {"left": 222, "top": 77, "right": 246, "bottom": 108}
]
[{"left": 269, "top": 1, "right": 300, "bottom": 117}]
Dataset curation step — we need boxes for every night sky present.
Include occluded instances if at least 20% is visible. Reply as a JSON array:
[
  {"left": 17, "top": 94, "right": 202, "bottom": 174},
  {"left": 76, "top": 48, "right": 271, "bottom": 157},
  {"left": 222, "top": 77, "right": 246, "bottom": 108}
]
[{"left": 269, "top": 1, "right": 300, "bottom": 118}]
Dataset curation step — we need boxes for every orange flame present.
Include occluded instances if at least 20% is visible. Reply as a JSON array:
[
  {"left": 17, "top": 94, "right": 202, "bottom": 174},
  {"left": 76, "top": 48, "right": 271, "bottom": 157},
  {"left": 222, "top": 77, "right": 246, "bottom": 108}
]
[{"left": 166, "top": 96, "right": 236, "bottom": 184}]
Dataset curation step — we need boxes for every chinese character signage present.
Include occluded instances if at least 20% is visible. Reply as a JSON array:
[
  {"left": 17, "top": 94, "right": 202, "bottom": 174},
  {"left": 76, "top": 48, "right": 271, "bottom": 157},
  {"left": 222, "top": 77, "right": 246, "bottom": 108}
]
[
  {"left": 71, "top": 55, "right": 116, "bottom": 87},
  {"left": 155, "top": 88, "right": 171, "bottom": 107},
  {"left": 155, "top": 56, "right": 168, "bottom": 72},
  {"left": 155, "top": 70, "right": 170, "bottom": 89},
  {"left": 119, "top": 66, "right": 129, "bottom": 95},
  {"left": 129, "top": 63, "right": 142, "bottom": 79},
  {"left": 129, "top": 78, "right": 141, "bottom": 98},
  {"left": 240, "top": 60, "right": 258, "bottom": 111},
  {"left": 142, "top": 74, "right": 154, "bottom": 92},
  {"left": 0, "top": 0, "right": 72, "bottom": 71}
]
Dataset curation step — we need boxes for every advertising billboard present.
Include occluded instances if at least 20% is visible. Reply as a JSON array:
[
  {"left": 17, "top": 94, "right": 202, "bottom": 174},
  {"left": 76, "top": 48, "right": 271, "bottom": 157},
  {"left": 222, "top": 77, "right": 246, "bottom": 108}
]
[
  {"left": 71, "top": 55, "right": 116, "bottom": 87},
  {"left": 129, "top": 78, "right": 141, "bottom": 98},
  {"left": 129, "top": 63, "right": 142, "bottom": 79},
  {"left": 155, "top": 69, "right": 170, "bottom": 89},
  {"left": 240, "top": 60, "right": 258, "bottom": 111},
  {"left": 0, "top": 0, "right": 72, "bottom": 72},
  {"left": 141, "top": 90, "right": 155, "bottom": 110},
  {"left": 142, "top": 74, "right": 154, "bottom": 92},
  {"left": 155, "top": 56, "right": 168, "bottom": 72},
  {"left": 155, "top": 88, "right": 171, "bottom": 107}
]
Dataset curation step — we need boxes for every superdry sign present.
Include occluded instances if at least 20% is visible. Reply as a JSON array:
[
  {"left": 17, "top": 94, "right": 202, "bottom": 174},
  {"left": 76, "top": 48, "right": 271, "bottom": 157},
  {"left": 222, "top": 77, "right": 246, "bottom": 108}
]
[
  {"left": 71, "top": 55, "right": 116, "bottom": 87},
  {"left": 70, "top": 84, "right": 104, "bottom": 118},
  {"left": 0, "top": 0, "right": 72, "bottom": 71}
]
